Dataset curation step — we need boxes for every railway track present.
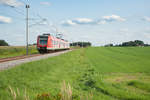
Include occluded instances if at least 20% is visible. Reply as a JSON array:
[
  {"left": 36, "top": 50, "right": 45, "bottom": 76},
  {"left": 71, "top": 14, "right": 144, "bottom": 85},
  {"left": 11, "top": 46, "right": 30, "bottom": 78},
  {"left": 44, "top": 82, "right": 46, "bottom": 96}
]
[
  {"left": 0, "top": 54, "right": 41, "bottom": 63},
  {"left": 0, "top": 49, "right": 71, "bottom": 63}
]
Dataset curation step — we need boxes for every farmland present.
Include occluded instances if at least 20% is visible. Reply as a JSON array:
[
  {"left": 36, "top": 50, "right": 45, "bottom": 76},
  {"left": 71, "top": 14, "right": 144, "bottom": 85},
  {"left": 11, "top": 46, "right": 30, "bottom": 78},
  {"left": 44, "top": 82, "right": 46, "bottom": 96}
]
[
  {"left": 0, "top": 47, "right": 150, "bottom": 100},
  {"left": 0, "top": 46, "right": 38, "bottom": 58}
]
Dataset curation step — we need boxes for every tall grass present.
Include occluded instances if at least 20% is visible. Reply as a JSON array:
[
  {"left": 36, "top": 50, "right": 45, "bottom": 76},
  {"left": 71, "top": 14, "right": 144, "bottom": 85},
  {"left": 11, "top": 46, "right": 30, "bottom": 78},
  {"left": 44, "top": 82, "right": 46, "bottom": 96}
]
[
  {"left": 61, "top": 81, "right": 72, "bottom": 100},
  {"left": 9, "top": 86, "right": 30, "bottom": 100},
  {"left": 0, "top": 46, "right": 38, "bottom": 58},
  {"left": 9, "top": 81, "right": 93, "bottom": 100}
]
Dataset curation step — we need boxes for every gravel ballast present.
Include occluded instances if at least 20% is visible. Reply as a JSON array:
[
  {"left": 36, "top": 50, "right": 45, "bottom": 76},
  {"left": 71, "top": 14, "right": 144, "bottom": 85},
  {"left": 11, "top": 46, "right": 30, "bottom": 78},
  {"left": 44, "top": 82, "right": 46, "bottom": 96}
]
[{"left": 0, "top": 50, "right": 71, "bottom": 71}]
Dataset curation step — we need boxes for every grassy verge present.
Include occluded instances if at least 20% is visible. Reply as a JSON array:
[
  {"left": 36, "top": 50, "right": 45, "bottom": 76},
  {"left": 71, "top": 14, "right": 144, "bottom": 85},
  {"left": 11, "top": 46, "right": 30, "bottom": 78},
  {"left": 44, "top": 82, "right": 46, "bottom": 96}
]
[
  {"left": 0, "top": 47, "right": 150, "bottom": 100},
  {"left": 0, "top": 46, "right": 38, "bottom": 58}
]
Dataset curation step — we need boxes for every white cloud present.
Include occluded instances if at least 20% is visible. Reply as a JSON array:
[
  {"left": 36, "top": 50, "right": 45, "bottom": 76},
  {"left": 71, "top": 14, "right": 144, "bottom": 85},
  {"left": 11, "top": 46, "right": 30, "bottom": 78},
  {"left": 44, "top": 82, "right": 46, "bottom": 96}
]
[
  {"left": 0, "top": 16, "right": 12, "bottom": 23},
  {"left": 61, "top": 20, "right": 77, "bottom": 26},
  {"left": 143, "top": 16, "right": 150, "bottom": 22},
  {"left": 73, "top": 18, "right": 94, "bottom": 24},
  {"left": 102, "top": 15, "right": 126, "bottom": 22},
  {"left": 0, "top": 0, "right": 23, "bottom": 7},
  {"left": 61, "top": 15, "right": 126, "bottom": 26},
  {"left": 40, "top": 2, "right": 51, "bottom": 6},
  {"left": 62, "top": 18, "right": 96, "bottom": 26},
  {"left": 97, "top": 20, "right": 106, "bottom": 24}
]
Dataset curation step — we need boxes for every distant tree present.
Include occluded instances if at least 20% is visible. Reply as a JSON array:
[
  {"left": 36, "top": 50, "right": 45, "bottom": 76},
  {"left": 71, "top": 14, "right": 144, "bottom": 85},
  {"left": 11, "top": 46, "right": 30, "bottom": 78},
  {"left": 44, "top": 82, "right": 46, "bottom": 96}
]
[
  {"left": 121, "top": 40, "right": 145, "bottom": 47},
  {"left": 0, "top": 40, "right": 9, "bottom": 46},
  {"left": 33, "top": 43, "right": 37, "bottom": 45},
  {"left": 105, "top": 40, "right": 149, "bottom": 47},
  {"left": 134, "top": 40, "right": 144, "bottom": 46},
  {"left": 104, "top": 44, "right": 113, "bottom": 47},
  {"left": 144, "top": 44, "right": 150, "bottom": 47},
  {"left": 29, "top": 44, "right": 33, "bottom": 46},
  {"left": 70, "top": 42, "right": 91, "bottom": 47}
]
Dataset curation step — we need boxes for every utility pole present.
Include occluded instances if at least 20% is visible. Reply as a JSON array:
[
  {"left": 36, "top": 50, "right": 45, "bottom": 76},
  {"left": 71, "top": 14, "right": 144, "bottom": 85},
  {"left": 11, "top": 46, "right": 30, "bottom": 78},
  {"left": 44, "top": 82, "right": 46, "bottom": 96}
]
[
  {"left": 26, "top": 4, "right": 30, "bottom": 55},
  {"left": 72, "top": 40, "right": 74, "bottom": 46},
  {"left": 55, "top": 27, "right": 58, "bottom": 37}
]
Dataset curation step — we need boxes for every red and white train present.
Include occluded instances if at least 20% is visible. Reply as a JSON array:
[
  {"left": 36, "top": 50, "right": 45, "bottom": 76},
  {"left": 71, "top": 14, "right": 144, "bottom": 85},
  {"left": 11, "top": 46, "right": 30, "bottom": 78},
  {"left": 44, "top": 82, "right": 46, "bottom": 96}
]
[{"left": 37, "top": 34, "right": 70, "bottom": 53}]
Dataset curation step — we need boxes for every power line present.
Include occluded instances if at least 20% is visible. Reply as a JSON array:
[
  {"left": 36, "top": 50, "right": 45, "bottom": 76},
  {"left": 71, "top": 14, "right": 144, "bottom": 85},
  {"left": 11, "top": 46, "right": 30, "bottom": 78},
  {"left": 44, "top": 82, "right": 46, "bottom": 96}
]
[
  {"left": 0, "top": 12, "right": 25, "bottom": 20},
  {"left": 13, "top": 8, "right": 25, "bottom": 16},
  {"left": 26, "top": 0, "right": 30, "bottom": 5},
  {"left": 25, "top": 6, "right": 51, "bottom": 26},
  {"left": 36, "top": 14, "right": 60, "bottom": 36},
  {"left": 18, "top": 0, "right": 27, "bottom": 5},
  {"left": 29, "top": 13, "right": 57, "bottom": 34},
  {"left": 29, "top": 20, "right": 46, "bottom": 27}
]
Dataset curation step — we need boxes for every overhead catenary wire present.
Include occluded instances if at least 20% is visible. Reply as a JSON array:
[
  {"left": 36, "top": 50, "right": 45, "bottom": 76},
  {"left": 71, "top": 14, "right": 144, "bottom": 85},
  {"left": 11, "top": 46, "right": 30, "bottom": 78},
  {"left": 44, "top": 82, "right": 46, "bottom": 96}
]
[
  {"left": 13, "top": 8, "right": 25, "bottom": 16},
  {"left": 30, "top": 13, "right": 59, "bottom": 37},
  {"left": 0, "top": 2, "right": 44, "bottom": 22},
  {"left": 18, "top": 2, "right": 63, "bottom": 37},
  {"left": 18, "top": 0, "right": 27, "bottom": 5},
  {"left": 29, "top": 20, "right": 47, "bottom": 27},
  {"left": 0, "top": 12, "right": 25, "bottom": 20},
  {"left": 0, "top": 0, "right": 26, "bottom": 19}
]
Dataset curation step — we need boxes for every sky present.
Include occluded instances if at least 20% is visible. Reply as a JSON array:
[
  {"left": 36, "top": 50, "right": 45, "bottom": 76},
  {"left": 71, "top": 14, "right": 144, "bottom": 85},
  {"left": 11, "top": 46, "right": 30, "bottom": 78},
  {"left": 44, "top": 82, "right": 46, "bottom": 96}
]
[{"left": 0, "top": 0, "right": 150, "bottom": 46}]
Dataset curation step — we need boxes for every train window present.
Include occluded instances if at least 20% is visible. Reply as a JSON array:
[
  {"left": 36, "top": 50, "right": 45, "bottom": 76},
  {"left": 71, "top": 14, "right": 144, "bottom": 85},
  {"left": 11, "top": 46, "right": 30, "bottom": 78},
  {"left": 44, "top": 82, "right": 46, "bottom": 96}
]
[
  {"left": 52, "top": 40, "right": 54, "bottom": 45},
  {"left": 55, "top": 41, "right": 57, "bottom": 45},
  {"left": 53, "top": 40, "right": 55, "bottom": 45},
  {"left": 55, "top": 40, "right": 56, "bottom": 45},
  {"left": 40, "top": 40, "right": 47, "bottom": 45},
  {"left": 51, "top": 39, "right": 52, "bottom": 44},
  {"left": 39, "top": 37, "right": 48, "bottom": 45}
]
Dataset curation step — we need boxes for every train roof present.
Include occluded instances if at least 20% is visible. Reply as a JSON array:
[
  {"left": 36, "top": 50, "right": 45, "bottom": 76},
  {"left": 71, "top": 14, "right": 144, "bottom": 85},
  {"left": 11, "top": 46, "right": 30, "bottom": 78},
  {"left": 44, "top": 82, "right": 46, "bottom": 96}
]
[{"left": 38, "top": 34, "right": 69, "bottom": 43}]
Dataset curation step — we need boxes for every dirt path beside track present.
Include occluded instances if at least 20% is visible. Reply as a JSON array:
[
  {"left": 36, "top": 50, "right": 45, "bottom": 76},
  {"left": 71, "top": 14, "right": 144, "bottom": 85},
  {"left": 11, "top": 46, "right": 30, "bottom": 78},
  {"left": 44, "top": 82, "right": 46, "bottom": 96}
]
[{"left": 0, "top": 50, "right": 71, "bottom": 71}]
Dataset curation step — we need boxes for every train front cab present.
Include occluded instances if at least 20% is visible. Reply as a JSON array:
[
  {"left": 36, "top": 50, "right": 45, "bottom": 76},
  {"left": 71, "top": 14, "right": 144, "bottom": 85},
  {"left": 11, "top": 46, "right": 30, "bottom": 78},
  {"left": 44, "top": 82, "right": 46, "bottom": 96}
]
[{"left": 37, "top": 35, "right": 49, "bottom": 53}]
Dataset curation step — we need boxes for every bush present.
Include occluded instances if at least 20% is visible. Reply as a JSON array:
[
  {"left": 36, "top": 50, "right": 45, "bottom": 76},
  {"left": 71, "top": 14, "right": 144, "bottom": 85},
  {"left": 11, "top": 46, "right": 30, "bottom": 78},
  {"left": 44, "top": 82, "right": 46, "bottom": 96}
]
[{"left": 0, "top": 40, "right": 9, "bottom": 46}]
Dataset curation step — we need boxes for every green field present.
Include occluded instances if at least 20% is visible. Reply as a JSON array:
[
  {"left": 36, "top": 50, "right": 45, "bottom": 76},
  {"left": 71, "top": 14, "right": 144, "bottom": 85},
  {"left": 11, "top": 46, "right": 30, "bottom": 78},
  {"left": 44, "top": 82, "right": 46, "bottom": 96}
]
[
  {"left": 0, "top": 46, "right": 38, "bottom": 58},
  {"left": 0, "top": 47, "right": 150, "bottom": 100}
]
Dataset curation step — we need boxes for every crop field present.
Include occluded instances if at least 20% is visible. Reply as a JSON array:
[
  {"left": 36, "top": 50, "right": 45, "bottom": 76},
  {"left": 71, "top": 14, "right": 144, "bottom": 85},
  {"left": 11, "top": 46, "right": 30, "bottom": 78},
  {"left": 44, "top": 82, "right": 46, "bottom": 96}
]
[
  {"left": 0, "top": 46, "right": 38, "bottom": 58},
  {"left": 0, "top": 47, "right": 150, "bottom": 100}
]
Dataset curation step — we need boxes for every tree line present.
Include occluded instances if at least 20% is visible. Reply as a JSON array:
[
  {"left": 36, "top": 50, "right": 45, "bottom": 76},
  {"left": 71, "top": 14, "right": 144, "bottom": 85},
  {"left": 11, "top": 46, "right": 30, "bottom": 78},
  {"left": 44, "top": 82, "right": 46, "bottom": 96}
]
[
  {"left": 105, "top": 40, "right": 150, "bottom": 47},
  {"left": 1, "top": 39, "right": 149, "bottom": 47},
  {"left": 70, "top": 42, "right": 92, "bottom": 47}
]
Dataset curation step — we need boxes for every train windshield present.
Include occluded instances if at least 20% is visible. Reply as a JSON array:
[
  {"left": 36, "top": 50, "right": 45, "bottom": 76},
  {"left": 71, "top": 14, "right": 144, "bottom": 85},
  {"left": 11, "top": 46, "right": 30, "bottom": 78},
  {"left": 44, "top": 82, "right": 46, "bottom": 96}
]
[{"left": 39, "top": 36, "right": 48, "bottom": 45}]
